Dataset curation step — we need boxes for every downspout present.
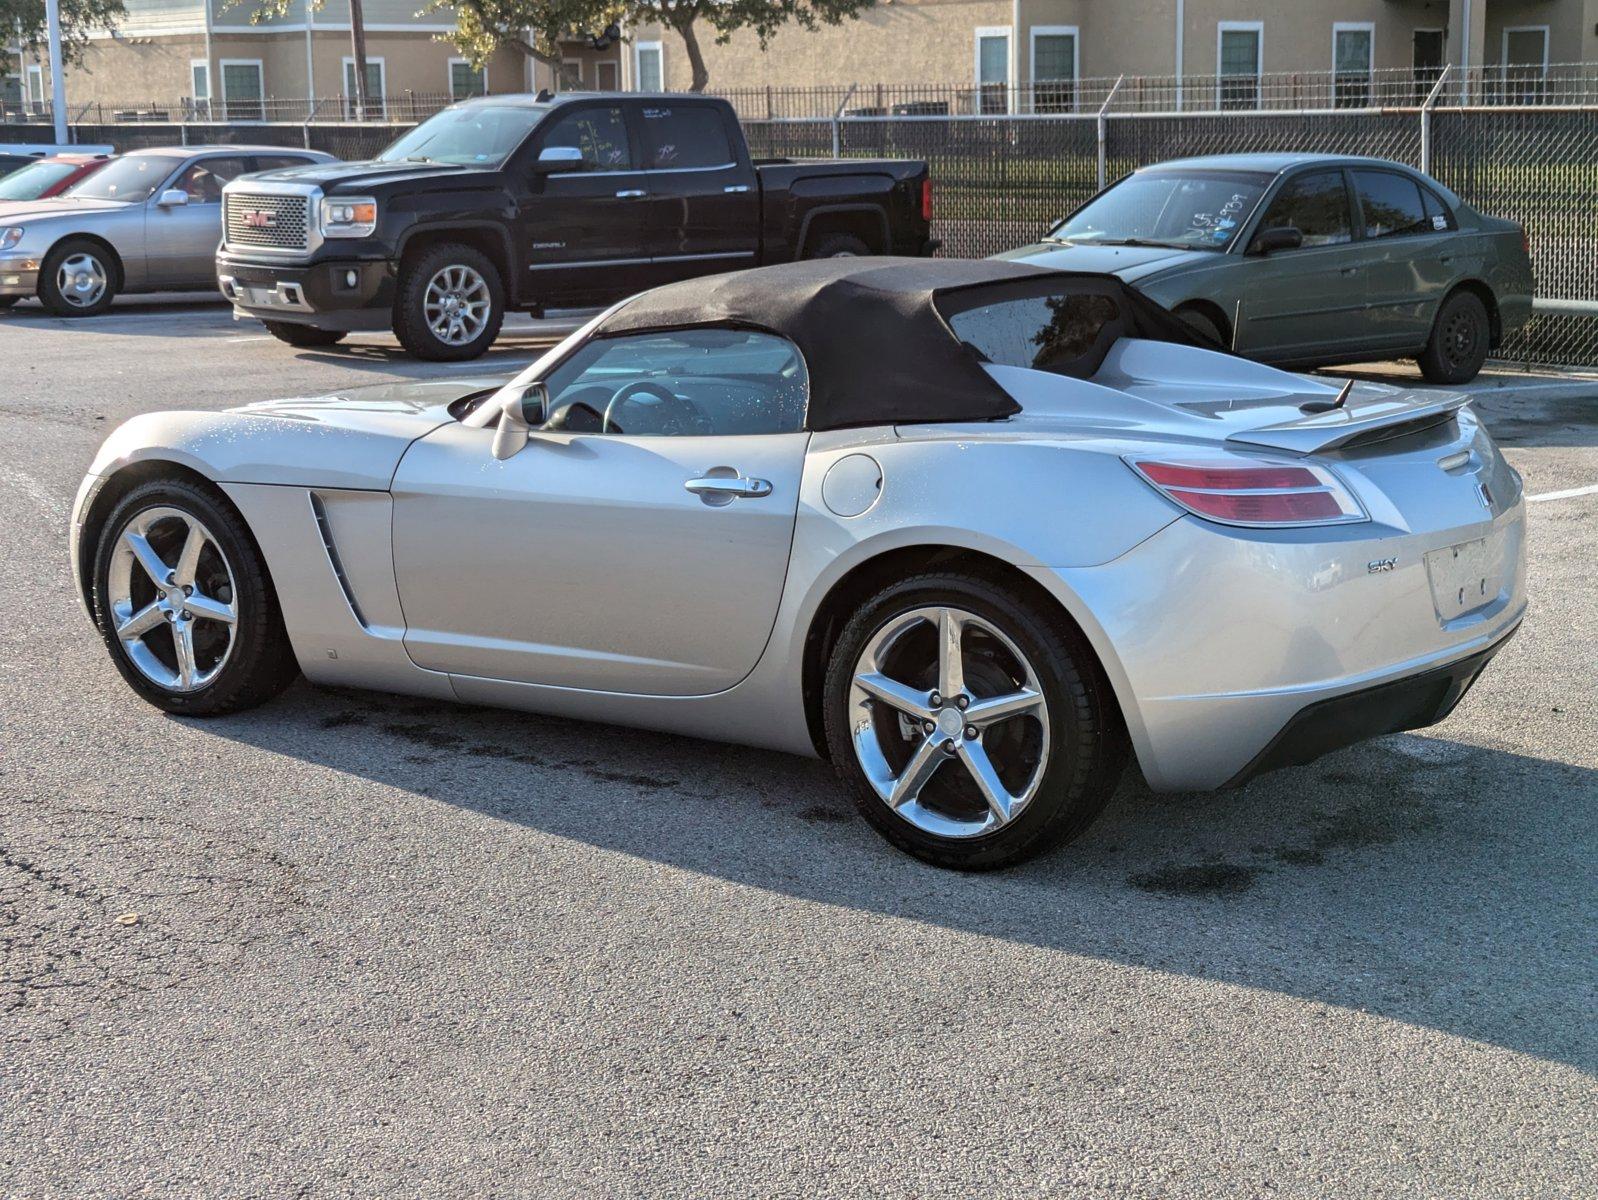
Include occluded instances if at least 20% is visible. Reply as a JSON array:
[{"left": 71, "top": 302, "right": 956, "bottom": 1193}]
[
  {"left": 1174, "top": 0, "right": 1184, "bottom": 111},
  {"left": 305, "top": 0, "right": 315, "bottom": 114},
  {"left": 1459, "top": 0, "right": 1472, "bottom": 104},
  {"left": 1011, "top": 0, "right": 1020, "bottom": 113},
  {"left": 202, "top": 0, "right": 214, "bottom": 120}
]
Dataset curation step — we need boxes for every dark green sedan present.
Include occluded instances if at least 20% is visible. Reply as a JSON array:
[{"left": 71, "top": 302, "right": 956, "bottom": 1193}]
[{"left": 996, "top": 153, "right": 1534, "bottom": 384}]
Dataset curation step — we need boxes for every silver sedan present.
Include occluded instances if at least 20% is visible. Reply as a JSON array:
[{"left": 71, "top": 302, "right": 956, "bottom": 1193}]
[
  {"left": 0, "top": 145, "right": 334, "bottom": 316},
  {"left": 69, "top": 258, "right": 1526, "bottom": 868}
]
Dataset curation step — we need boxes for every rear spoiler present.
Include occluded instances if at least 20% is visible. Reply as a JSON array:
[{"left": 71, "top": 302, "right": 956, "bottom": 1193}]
[{"left": 1226, "top": 391, "right": 1472, "bottom": 455}]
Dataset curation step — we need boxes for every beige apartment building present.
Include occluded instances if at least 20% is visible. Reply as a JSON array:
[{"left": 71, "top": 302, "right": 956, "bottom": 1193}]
[{"left": 7, "top": 0, "right": 1598, "bottom": 116}]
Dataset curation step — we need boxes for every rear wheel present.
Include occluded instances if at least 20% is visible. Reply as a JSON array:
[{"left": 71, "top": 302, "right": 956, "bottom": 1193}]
[
  {"left": 1418, "top": 290, "right": 1490, "bottom": 384},
  {"left": 823, "top": 572, "right": 1126, "bottom": 869},
  {"left": 393, "top": 242, "right": 504, "bottom": 361},
  {"left": 91, "top": 478, "right": 299, "bottom": 715},
  {"left": 806, "top": 232, "right": 870, "bottom": 259},
  {"left": 39, "top": 238, "right": 117, "bottom": 317},
  {"left": 263, "top": 321, "right": 347, "bottom": 349}
]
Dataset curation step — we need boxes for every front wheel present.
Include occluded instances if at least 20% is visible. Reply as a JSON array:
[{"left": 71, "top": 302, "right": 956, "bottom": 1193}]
[
  {"left": 0, "top": 296, "right": 18, "bottom": 309},
  {"left": 91, "top": 478, "right": 299, "bottom": 715},
  {"left": 263, "top": 321, "right": 347, "bottom": 349},
  {"left": 39, "top": 238, "right": 117, "bottom": 317},
  {"left": 393, "top": 242, "right": 505, "bottom": 361},
  {"left": 822, "top": 572, "right": 1126, "bottom": 869},
  {"left": 1418, "top": 290, "right": 1490, "bottom": 384}
]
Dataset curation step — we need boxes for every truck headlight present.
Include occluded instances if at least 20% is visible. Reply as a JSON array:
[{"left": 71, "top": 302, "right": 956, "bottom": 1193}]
[
  {"left": 0, "top": 227, "right": 24, "bottom": 252},
  {"left": 319, "top": 197, "right": 377, "bottom": 238}
]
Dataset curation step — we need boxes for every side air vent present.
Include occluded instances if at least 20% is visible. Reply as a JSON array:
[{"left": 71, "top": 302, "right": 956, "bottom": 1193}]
[{"left": 308, "top": 492, "right": 369, "bottom": 629}]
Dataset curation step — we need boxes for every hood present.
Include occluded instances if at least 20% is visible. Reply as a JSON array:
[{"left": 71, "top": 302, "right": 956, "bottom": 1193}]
[
  {"left": 233, "top": 373, "right": 513, "bottom": 432},
  {"left": 0, "top": 195, "right": 132, "bottom": 223},
  {"left": 241, "top": 158, "right": 501, "bottom": 192},
  {"left": 994, "top": 240, "right": 1216, "bottom": 283}
]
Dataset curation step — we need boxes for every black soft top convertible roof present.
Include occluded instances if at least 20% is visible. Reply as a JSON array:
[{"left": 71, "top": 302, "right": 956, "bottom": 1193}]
[{"left": 598, "top": 257, "right": 1209, "bottom": 432}]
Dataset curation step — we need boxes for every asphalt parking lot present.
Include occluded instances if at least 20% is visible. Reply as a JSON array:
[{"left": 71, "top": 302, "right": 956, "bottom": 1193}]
[{"left": 2, "top": 295, "right": 1595, "bottom": 1198}]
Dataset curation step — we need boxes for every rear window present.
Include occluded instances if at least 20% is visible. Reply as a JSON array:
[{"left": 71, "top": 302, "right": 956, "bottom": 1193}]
[
  {"left": 640, "top": 105, "right": 735, "bottom": 170},
  {"left": 940, "top": 285, "right": 1124, "bottom": 378},
  {"left": 1352, "top": 170, "right": 1431, "bottom": 239}
]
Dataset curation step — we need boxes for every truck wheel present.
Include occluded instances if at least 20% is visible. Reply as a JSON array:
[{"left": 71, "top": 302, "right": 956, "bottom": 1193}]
[
  {"left": 39, "top": 238, "right": 118, "bottom": 317},
  {"left": 262, "top": 321, "right": 347, "bottom": 349},
  {"left": 1418, "top": 290, "right": 1490, "bottom": 384},
  {"left": 393, "top": 242, "right": 504, "bottom": 361},
  {"left": 807, "top": 233, "right": 871, "bottom": 259}
]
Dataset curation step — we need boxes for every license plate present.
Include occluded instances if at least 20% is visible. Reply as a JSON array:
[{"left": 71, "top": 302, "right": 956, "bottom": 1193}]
[
  {"left": 239, "top": 284, "right": 277, "bottom": 306},
  {"left": 1424, "top": 531, "right": 1506, "bottom": 622}
]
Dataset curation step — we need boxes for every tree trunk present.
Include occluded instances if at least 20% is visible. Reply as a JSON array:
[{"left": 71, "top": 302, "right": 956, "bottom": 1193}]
[{"left": 674, "top": 18, "right": 709, "bottom": 93}]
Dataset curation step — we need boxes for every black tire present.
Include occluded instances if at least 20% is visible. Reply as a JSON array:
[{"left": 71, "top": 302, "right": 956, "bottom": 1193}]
[
  {"left": 1175, "top": 304, "right": 1227, "bottom": 349},
  {"left": 0, "top": 296, "right": 18, "bottom": 309},
  {"left": 263, "top": 321, "right": 347, "bottom": 349},
  {"left": 1418, "top": 290, "right": 1490, "bottom": 384},
  {"left": 806, "top": 232, "right": 871, "bottom": 259},
  {"left": 392, "top": 241, "right": 505, "bottom": 361},
  {"left": 91, "top": 477, "right": 299, "bottom": 716},
  {"left": 822, "top": 571, "right": 1127, "bottom": 870},
  {"left": 39, "top": 238, "right": 118, "bottom": 317}
]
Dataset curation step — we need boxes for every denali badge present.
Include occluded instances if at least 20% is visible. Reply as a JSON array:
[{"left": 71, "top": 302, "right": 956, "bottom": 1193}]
[
  {"left": 1367, "top": 557, "right": 1397, "bottom": 573},
  {"left": 242, "top": 211, "right": 276, "bottom": 229}
]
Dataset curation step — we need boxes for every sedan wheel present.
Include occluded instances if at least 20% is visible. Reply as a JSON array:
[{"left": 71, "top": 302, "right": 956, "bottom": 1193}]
[
  {"left": 824, "top": 572, "right": 1126, "bottom": 869},
  {"left": 92, "top": 479, "right": 299, "bottom": 715},
  {"left": 1419, "top": 290, "right": 1490, "bottom": 385},
  {"left": 40, "top": 239, "right": 118, "bottom": 317}
]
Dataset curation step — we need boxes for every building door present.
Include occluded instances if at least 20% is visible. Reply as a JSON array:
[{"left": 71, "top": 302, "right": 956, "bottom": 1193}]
[
  {"left": 596, "top": 61, "right": 618, "bottom": 91},
  {"left": 1413, "top": 29, "right": 1444, "bottom": 101}
]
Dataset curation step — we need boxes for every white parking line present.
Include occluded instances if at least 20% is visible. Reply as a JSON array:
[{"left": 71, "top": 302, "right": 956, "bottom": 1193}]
[{"left": 1527, "top": 483, "right": 1598, "bottom": 503}]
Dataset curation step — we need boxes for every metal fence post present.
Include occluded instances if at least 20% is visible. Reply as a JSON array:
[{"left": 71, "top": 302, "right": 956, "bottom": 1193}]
[
  {"left": 1096, "top": 75, "right": 1124, "bottom": 192},
  {"left": 831, "top": 83, "right": 858, "bottom": 158},
  {"left": 1419, "top": 64, "right": 1451, "bottom": 175}
]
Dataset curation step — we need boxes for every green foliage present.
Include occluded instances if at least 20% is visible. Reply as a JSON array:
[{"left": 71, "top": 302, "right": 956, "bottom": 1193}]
[{"left": 0, "top": 0, "right": 126, "bottom": 65}]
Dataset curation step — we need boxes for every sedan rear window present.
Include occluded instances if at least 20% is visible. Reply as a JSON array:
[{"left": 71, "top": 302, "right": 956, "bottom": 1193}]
[
  {"left": 67, "top": 154, "right": 185, "bottom": 202},
  {"left": 1352, "top": 170, "right": 1432, "bottom": 239}
]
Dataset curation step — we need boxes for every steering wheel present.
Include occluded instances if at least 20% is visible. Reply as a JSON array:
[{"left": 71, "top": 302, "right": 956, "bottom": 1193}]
[{"left": 602, "top": 381, "right": 706, "bottom": 436}]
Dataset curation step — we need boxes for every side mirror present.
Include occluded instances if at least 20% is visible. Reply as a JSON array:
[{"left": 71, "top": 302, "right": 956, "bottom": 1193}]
[
  {"left": 534, "top": 146, "right": 584, "bottom": 174},
  {"left": 156, "top": 188, "right": 190, "bottom": 208},
  {"left": 491, "top": 381, "right": 548, "bottom": 461},
  {"left": 1250, "top": 225, "right": 1303, "bottom": 255}
]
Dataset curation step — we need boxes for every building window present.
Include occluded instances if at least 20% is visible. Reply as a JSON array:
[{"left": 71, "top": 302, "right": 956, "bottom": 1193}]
[
  {"left": 635, "top": 41, "right": 662, "bottom": 92},
  {"left": 220, "top": 60, "right": 264, "bottom": 122},
  {"left": 190, "top": 59, "right": 212, "bottom": 120},
  {"left": 25, "top": 63, "right": 45, "bottom": 112},
  {"left": 1500, "top": 27, "right": 1549, "bottom": 104},
  {"left": 1030, "top": 26, "right": 1078, "bottom": 113},
  {"left": 558, "top": 60, "right": 583, "bottom": 92},
  {"left": 974, "top": 27, "right": 1011, "bottom": 115},
  {"left": 343, "top": 57, "right": 386, "bottom": 118},
  {"left": 449, "top": 58, "right": 486, "bottom": 99},
  {"left": 1333, "top": 23, "right": 1374, "bottom": 108},
  {"left": 1217, "top": 22, "right": 1262, "bottom": 110}
]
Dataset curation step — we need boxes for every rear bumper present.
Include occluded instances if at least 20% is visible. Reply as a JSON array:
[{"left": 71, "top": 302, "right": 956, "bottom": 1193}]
[{"left": 216, "top": 253, "right": 395, "bottom": 332}]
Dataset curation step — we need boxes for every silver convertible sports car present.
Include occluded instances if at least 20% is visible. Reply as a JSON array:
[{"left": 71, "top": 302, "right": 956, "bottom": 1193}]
[{"left": 71, "top": 259, "right": 1527, "bottom": 868}]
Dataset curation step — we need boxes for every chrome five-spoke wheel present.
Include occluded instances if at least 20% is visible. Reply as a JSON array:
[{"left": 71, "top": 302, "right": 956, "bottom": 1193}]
[
  {"left": 848, "top": 605, "right": 1051, "bottom": 839},
  {"left": 107, "top": 506, "right": 238, "bottom": 692},
  {"left": 423, "top": 264, "right": 492, "bottom": 347}
]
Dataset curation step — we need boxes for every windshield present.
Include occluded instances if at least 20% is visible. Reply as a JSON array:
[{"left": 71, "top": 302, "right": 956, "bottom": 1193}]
[
  {"left": 65, "top": 154, "right": 184, "bottom": 202},
  {"left": 1049, "top": 169, "right": 1272, "bottom": 252},
  {"left": 376, "top": 105, "right": 547, "bottom": 167},
  {"left": 0, "top": 160, "right": 79, "bottom": 200}
]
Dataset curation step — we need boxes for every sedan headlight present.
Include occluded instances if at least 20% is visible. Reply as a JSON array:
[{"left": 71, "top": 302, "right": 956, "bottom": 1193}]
[
  {"left": 319, "top": 196, "right": 377, "bottom": 238},
  {"left": 0, "top": 227, "right": 24, "bottom": 252}
]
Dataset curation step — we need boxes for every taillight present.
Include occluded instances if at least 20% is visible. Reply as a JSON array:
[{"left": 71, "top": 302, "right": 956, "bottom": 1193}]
[
  {"left": 920, "top": 178, "right": 933, "bottom": 223},
  {"left": 1127, "top": 456, "right": 1367, "bottom": 527}
]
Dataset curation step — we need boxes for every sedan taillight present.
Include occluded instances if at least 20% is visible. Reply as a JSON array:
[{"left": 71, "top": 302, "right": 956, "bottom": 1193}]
[
  {"left": 1127, "top": 456, "right": 1367, "bottom": 527},
  {"left": 921, "top": 178, "right": 933, "bottom": 223}
]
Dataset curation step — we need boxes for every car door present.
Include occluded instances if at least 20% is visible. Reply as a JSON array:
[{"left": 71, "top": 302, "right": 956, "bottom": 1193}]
[
  {"left": 144, "top": 154, "right": 251, "bottom": 287},
  {"left": 514, "top": 102, "right": 650, "bottom": 306},
  {"left": 1233, "top": 168, "right": 1367, "bottom": 363},
  {"left": 1347, "top": 168, "right": 1460, "bottom": 351},
  {"left": 389, "top": 327, "right": 811, "bottom": 697},
  {"left": 633, "top": 101, "right": 760, "bottom": 288}
]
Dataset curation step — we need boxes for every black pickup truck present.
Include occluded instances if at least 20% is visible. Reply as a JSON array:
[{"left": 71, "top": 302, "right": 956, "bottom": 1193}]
[{"left": 216, "top": 92, "right": 935, "bottom": 359}]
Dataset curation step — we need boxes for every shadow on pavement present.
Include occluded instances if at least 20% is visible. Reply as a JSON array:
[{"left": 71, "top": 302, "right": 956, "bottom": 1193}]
[{"left": 207, "top": 676, "right": 1597, "bottom": 1075}]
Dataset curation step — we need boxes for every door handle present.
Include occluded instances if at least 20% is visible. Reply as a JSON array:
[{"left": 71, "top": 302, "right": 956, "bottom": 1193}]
[
  {"left": 615, "top": 189, "right": 647, "bottom": 199},
  {"left": 723, "top": 184, "right": 751, "bottom": 194},
  {"left": 1339, "top": 266, "right": 1358, "bottom": 276},
  {"left": 685, "top": 474, "right": 772, "bottom": 500}
]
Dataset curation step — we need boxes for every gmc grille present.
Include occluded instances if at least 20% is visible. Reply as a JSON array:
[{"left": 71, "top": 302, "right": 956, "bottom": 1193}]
[{"left": 224, "top": 192, "right": 310, "bottom": 252}]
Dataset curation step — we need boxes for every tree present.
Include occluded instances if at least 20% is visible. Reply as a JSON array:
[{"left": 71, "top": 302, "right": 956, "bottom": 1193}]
[
  {"left": 0, "top": 0, "right": 125, "bottom": 66},
  {"left": 433, "top": 0, "right": 878, "bottom": 94}
]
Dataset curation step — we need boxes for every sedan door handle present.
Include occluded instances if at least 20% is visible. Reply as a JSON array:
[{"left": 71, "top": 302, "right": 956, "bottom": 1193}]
[
  {"left": 615, "top": 189, "right": 647, "bottom": 199},
  {"left": 1340, "top": 267, "right": 1359, "bottom": 276},
  {"left": 685, "top": 474, "right": 772, "bottom": 500},
  {"left": 724, "top": 184, "right": 751, "bottom": 194}
]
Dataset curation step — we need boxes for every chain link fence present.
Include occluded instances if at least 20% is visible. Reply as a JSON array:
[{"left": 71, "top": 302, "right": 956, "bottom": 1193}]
[{"left": 5, "top": 79, "right": 1597, "bottom": 367}]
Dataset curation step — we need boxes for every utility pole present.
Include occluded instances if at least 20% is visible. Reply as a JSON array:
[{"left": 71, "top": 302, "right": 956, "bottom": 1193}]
[
  {"left": 44, "top": 0, "right": 67, "bottom": 143},
  {"left": 348, "top": 0, "right": 370, "bottom": 120}
]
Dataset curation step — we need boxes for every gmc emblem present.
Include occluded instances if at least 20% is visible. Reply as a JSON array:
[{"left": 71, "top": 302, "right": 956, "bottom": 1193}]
[{"left": 242, "top": 210, "right": 276, "bottom": 229}]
